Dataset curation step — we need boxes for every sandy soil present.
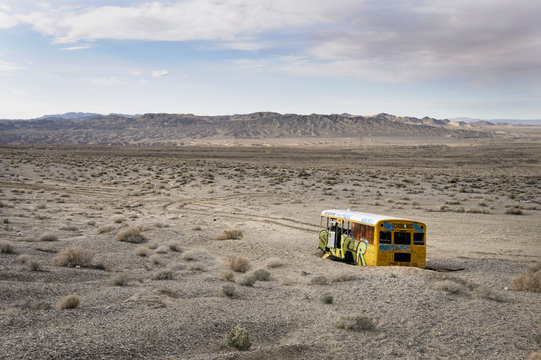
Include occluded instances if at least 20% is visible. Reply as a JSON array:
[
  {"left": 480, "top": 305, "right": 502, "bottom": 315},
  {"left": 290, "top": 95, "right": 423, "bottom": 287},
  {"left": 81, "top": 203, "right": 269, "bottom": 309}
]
[{"left": 0, "top": 141, "right": 540, "bottom": 359}]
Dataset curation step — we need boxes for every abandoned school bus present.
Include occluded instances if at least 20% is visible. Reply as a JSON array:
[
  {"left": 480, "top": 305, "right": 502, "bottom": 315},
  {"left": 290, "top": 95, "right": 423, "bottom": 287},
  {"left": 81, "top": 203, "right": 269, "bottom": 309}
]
[{"left": 318, "top": 209, "right": 426, "bottom": 268}]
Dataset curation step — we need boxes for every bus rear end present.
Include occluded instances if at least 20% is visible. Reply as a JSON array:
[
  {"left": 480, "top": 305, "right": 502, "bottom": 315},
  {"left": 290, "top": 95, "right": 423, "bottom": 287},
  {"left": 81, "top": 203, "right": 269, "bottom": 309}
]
[{"left": 376, "top": 220, "right": 426, "bottom": 268}]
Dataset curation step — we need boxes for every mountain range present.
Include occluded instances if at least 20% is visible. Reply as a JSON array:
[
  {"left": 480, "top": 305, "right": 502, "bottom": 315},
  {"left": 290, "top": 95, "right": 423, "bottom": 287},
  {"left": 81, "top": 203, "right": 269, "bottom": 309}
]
[{"left": 0, "top": 112, "right": 513, "bottom": 145}]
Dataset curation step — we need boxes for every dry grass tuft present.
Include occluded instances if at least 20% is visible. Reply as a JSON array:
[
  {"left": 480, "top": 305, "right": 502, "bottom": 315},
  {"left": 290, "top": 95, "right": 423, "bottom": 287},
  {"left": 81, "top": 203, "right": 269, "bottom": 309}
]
[
  {"left": 226, "top": 255, "right": 251, "bottom": 273},
  {"left": 97, "top": 225, "right": 116, "bottom": 234},
  {"left": 216, "top": 229, "right": 244, "bottom": 240},
  {"left": 115, "top": 227, "right": 147, "bottom": 243},
  {"left": 155, "top": 245, "right": 169, "bottom": 254},
  {"left": 149, "top": 254, "right": 162, "bottom": 265},
  {"left": 330, "top": 273, "right": 357, "bottom": 283},
  {"left": 134, "top": 246, "right": 149, "bottom": 257},
  {"left": 253, "top": 269, "right": 271, "bottom": 281},
  {"left": 16, "top": 254, "right": 31, "bottom": 264},
  {"left": 320, "top": 293, "right": 334, "bottom": 304},
  {"left": 221, "top": 283, "right": 236, "bottom": 298},
  {"left": 527, "top": 352, "right": 541, "bottom": 360},
  {"left": 434, "top": 280, "right": 467, "bottom": 295},
  {"left": 505, "top": 207, "right": 524, "bottom": 215},
  {"left": 310, "top": 275, "right": 328, "bottom": 285},
  {"left": 0, "top": 241, "right": 16, "bottom": 254},
  {"left": 39, "top": 234, "right": 58, "bottom": 242},
  {"left": 153, "top": 269, "right": 175, "bottom": 280},
  {"left": 167, "top": 241, "right": 183, "bottom": 252},
  {"left": 510, "top": 271, "right": 541, "bottom": 293},
  {"left": 529, "top": 262, "right": 541, "bottom": 273},
  {"left": 224, "top": 326, "right": 251, "bottom": 351},
  {"left": 110, "top": 273, "right": 130, "bottom": 286},
  {"left": 58, "top": 294, "right": 81, "bottom": 309},
  {"left": 265, "top": 257, "right": 285, "bottom": 268},
  {"left": 238, "top": 274, "right": 257, "bottom": 287},
  {"left": 52, "top": 247, "right": 94, "bottom": 267},
  {"left": 334, "top": 315, "right": 374, "bottom": 331},
  {"left": 182, "top": 251, "right": 198, "bottom": 261},
  {"left": 220, "top": 269, "right": 235, "bottom": 281}
]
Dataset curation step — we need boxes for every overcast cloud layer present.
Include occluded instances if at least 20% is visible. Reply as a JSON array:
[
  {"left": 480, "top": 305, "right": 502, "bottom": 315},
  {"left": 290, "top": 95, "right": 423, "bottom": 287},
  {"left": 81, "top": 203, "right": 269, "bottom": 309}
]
[{"left": 0, "top": 0, "right": 540, "bottom": 118}]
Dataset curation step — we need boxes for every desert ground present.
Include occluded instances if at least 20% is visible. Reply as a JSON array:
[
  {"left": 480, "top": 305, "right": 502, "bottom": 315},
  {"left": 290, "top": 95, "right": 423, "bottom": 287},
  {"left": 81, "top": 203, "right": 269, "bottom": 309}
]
[{"left": 0, "top": 139, "right": 540, "bottom": 359}]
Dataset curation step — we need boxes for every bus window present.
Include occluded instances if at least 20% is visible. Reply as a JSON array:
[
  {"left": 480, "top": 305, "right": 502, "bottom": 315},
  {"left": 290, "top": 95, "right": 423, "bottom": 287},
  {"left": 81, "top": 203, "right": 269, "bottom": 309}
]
[
  {"left": 413, "top": 233, "right": 425, "bottom": 245},
  {"left": 379, "top": 231, "right": 391, "bottom": 243},
  {"left": 352, "top": 223, "right": 374, "bottom": 244},
  {"left": 321, "top": 216, "right": 329, "bottom": 230},
  {"left": 394, "top": 232, "right": 411, "bottom": 245},
  {"left": 343, "top": 221, "right": 351, "bottom": 236}
]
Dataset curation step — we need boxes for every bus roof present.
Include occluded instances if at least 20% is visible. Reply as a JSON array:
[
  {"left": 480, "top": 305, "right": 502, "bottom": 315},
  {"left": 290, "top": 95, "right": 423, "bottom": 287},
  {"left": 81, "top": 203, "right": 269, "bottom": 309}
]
[{"left": 321, "top": 209, "right": 412, "bottom": 226}]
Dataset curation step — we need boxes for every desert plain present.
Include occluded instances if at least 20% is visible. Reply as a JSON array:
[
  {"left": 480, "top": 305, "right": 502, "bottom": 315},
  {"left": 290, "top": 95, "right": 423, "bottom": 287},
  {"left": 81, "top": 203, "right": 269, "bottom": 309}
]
[{"left": 0, "top": 136, "right": 540, "bottom": 359}]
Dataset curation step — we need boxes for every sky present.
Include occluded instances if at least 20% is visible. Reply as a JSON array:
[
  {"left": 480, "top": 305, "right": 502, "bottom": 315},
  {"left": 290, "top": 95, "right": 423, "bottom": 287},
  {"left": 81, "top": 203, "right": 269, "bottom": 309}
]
[{"left": 0, "top": 0, "right": 540, "bottom": 120}]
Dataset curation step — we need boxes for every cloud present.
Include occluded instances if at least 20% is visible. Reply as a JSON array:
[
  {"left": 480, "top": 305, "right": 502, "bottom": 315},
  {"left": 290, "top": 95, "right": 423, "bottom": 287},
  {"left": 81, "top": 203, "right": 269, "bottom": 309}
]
[
  {"left": 88, "top": 76, "right": 124, "bottom": 86},
  {"left": 152, "top": 70, "right": 169, "bottom": 77},
  {"left": 0, "top": 59, "right": 25, "bottom": 71},
  {"left": 131, "top": 70, "right": 141, "bottom": 76},
  {"left": 60, "top": 45, "right": 92, "bottom": 51},
  {"left": 3, "top": 0, "right": 541, "bottom": 85},
  {"left": 10, "top": 89, "right": 25, "bottom": 96},
  {"left": 0, "top": 10, "right": 18, "bottom": 28},
  {"left": 11, "top": 1, "right": 347, "bottom": 44}
]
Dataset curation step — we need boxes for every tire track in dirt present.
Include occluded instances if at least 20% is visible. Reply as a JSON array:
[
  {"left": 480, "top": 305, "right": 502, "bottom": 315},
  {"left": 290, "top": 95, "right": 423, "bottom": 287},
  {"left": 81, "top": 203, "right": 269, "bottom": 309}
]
[
  {"left": 161, "top": 192, "right": 317, "bottom": 232},
  {"left": 0, "top": 181, "right": 127, "bottom": 199}
]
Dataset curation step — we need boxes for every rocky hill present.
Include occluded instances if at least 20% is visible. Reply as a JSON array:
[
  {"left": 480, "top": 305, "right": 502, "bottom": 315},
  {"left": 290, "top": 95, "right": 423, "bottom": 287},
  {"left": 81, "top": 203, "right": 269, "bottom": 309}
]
[{"left": 0, "top": 112, "right": 493, "bottom": 145}]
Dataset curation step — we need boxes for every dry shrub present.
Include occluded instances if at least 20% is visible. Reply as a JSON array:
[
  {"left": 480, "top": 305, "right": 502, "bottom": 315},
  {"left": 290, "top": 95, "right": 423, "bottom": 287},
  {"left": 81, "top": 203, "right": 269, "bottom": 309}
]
[
  {"left": 16, "top": 254, "right": 31, "bottom": 264},
  {"left": 17, "top": 254, "right": 40, "bottom": 271},
  {"left": 39, "top": 234, "right": 58, "bottom": 242},
  {"left": 253, "top": 269, "right": 270, "bottom": 281},
  {"left": 216, "top": 229, "right": 244, "bottom": 240},
  {"left": 330, "top": 273, "right": 357, "bottom": 283},
  {"left": 52, "top": 247, "right": 94, "bottom": 267},
  {"left": 135, "top": 246, "right": 149, "bottom": 257},
  {"left": 97, "top": 225, "right": 116, "bottom": 234},
  {"left": 0, "top": 241, "right": 15, "bottom": 254},
  {"left": 466, "top": 207, "right": 489, "bottom": 214},
  {"left": 182, "top": 251, "right": 198, "bottom": 261},
  {"left": 510, "top": 272, "right": 541, "bottom": 293},
  {"left": 238, "top": 274, "right": 257, "bottom": 287},
  {"left": 310, "top": 275, "right": 328, "bottom": 285},
  {"left": 58, "top": 294, "right": 81, "bottom": 309},
  {"left": 116, "top": 227, "right": 147, "bottom": 243},
  {"left": 221, "top": 283, "right": 236, "bottom": 298},
  {"left": 529, "top": 262, "right": 541, "bottom": 273},
  {"left": 224, "top": 326, "right": 251, "bottom": 351},
  {"left": 149, "top": 254, "right": 162, "bottom": 265},
  {"left": 167, "top": 241, "right": 182, "bottom": 252},
  {"left": 153, "top": 270, "right": 174, "bottom": 280},
  {"left": 113, "top": 216, "right": 126, "bottom": 223},
  {"left": 265, "top": 257, "right": 285, "bottom": 268},
  {"left": 527, "top": 352, "right": 541, "bottom": 360},
  {"left": 320, "top": 293, "right": 334, "bottom": 304},
  {"left": 226, "top": 255, "right": 251, "bottom": 273},
  {"left": 434, "top": 280, "right": 467, "bottom": 295},
  {"left": 155, "top": 245, "right": 169, "bottom": 254},
  {"left": 110, "top": 273, "right": 130, "bottom": 286},
  {"left": 220, "top": 269, "right": 235, "bottom": 281},
  {"left": 334, "top": 315, "right": 374, "bottom": 331},
  {"left": 505, "top": 207, "right": 523, "bottom": 215}
]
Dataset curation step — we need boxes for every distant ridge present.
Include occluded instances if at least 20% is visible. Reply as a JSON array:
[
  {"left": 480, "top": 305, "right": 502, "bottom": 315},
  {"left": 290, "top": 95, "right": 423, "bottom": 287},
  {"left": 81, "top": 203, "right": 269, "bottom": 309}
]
[
  {"left": 35, "top": 112, "right": 139, "bottom": 121},
  {"left": 0, "top": 112, "right": 497, "bottom": 145}
]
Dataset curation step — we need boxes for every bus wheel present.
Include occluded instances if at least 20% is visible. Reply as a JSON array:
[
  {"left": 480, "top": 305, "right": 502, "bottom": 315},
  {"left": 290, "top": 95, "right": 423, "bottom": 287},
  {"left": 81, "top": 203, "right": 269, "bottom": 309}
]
[{"left": 344, "top": 252, "right": 354, "bottom": 264}]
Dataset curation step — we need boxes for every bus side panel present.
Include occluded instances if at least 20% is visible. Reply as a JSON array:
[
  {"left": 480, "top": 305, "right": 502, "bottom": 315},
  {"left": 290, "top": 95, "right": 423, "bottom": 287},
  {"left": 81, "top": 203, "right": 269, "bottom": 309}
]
[
  {"left": 364, "top": 244, "right": 378, "bottom": 266},
  {"left": 412, "top": 246, "right": 426, "bottom": 268}
]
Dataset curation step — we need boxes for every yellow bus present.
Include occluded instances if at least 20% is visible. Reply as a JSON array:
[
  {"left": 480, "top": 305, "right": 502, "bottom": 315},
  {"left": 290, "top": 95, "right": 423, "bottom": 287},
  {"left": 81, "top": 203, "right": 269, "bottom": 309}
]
[{"left": 318, "top": 209, "right": 426, "bottom": 268}]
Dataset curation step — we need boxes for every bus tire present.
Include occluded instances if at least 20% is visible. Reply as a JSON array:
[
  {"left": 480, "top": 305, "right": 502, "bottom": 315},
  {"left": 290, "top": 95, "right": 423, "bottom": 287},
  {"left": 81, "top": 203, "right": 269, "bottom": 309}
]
[{"left": 344, "top": 251, "right": 354, "bottom": 264}]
